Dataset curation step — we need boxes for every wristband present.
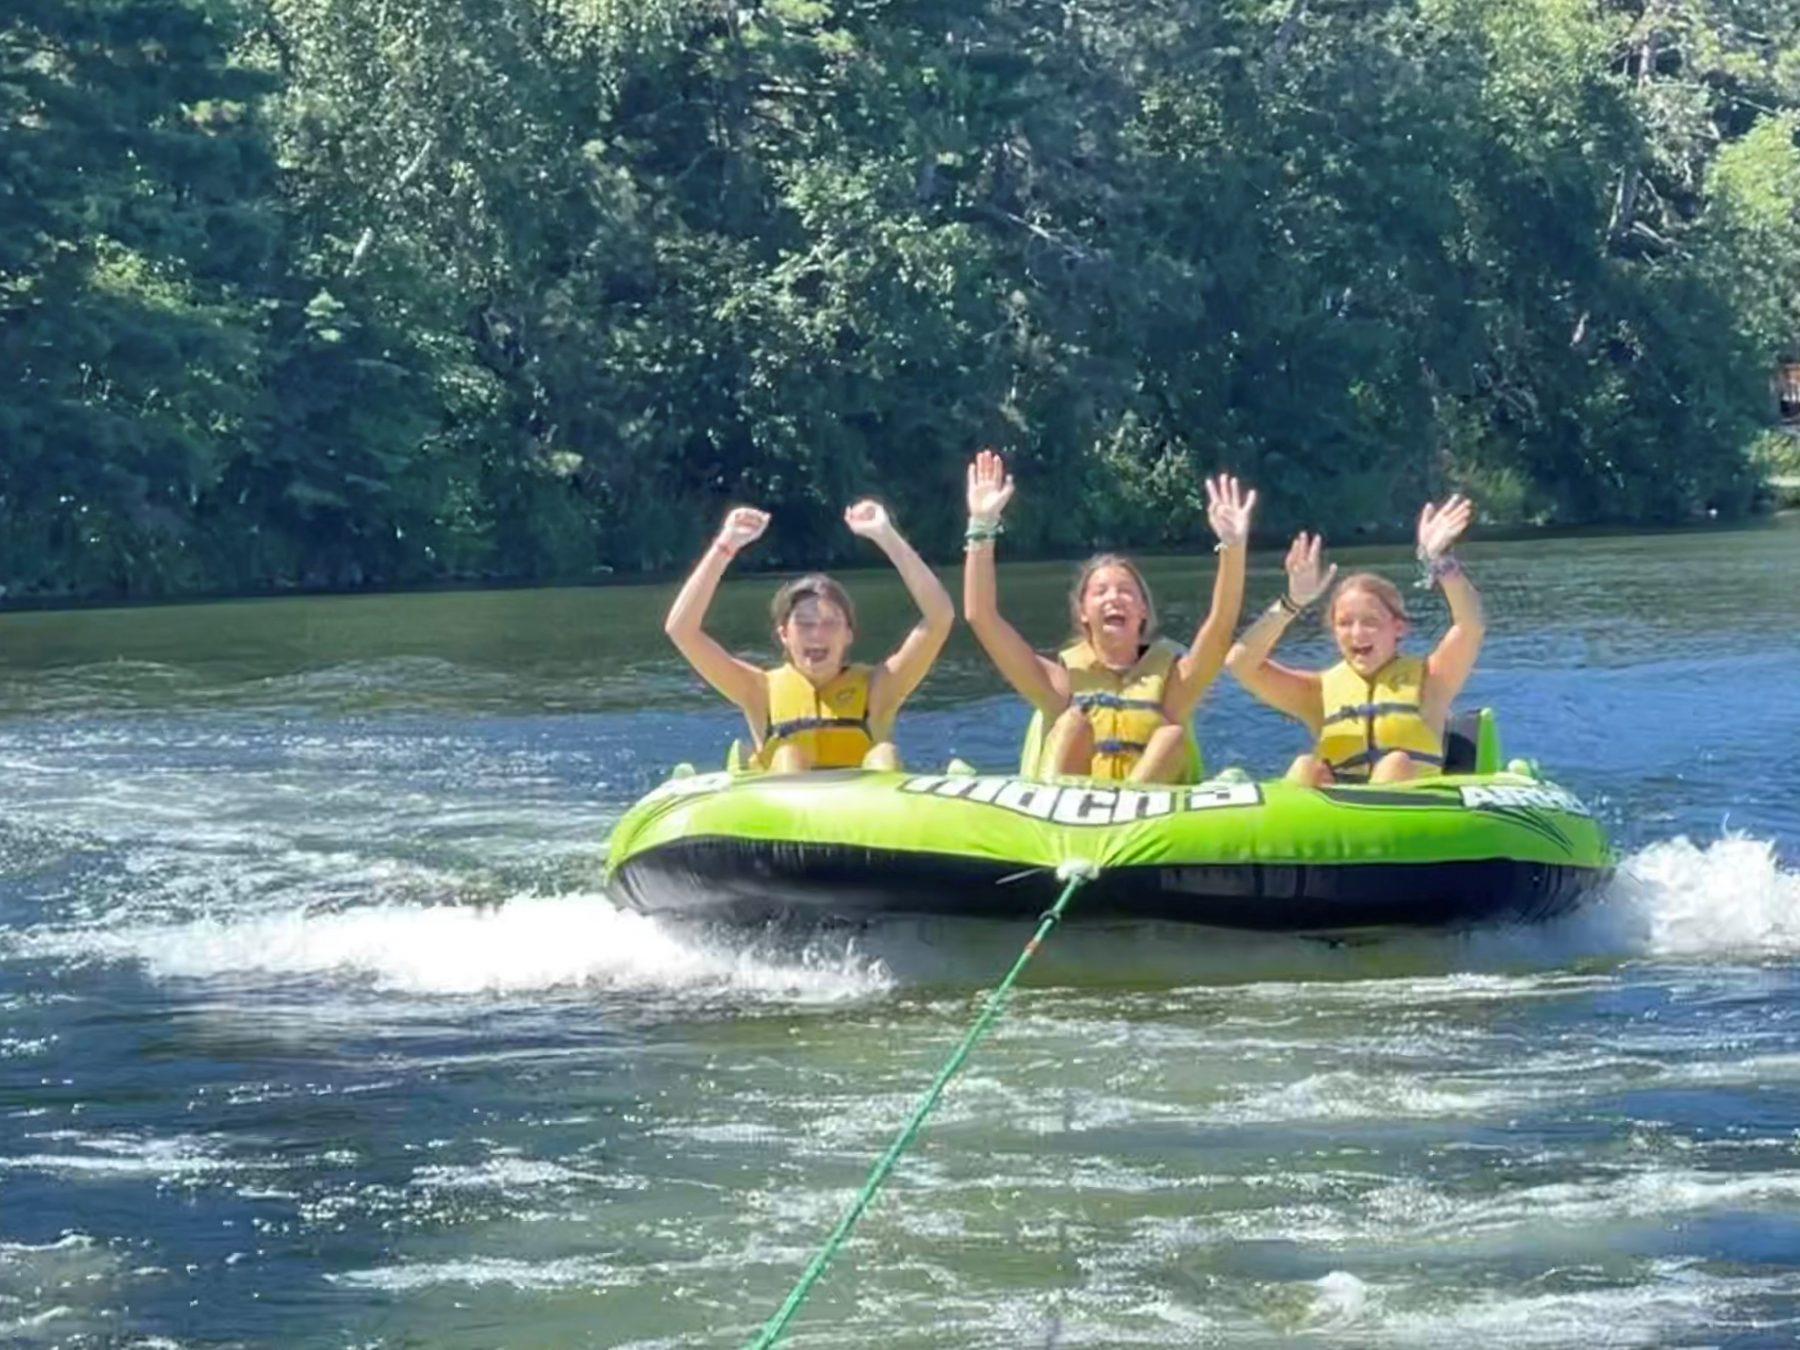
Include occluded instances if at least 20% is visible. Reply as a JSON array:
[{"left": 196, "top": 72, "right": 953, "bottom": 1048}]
[
  {"left": 1418, "top": 551, "right": 1461, "bottom": 586},
  {"left": 965, "top": 518, "right": 1004, "bottom": 543},
  {"left": 1274, "top": 592, "right": 1302, "bottom": 617}
]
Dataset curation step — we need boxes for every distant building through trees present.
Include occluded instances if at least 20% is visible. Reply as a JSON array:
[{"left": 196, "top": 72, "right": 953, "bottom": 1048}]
[{"left": 1779, "top": 363, "right": 1800, "bottom": 423}]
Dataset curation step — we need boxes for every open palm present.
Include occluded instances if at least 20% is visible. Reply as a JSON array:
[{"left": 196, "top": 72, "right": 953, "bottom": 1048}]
[
  {"left": 1417, "top": 495, "right": 1474, "bottom": 560},
  {"left": 1205, "top": 473, "right": 1257, "bottom": 549},
  {"left": 1285, "top": 532, "right": 1337, "bottom": 608},
  {"left": 966, "top": 449, "right": 1015, "bottom": 524}
]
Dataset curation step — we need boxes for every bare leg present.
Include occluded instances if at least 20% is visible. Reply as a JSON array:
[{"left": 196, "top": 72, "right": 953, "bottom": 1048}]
[
  {"left": 1044, "top": 706, "right": 1095, "bottom": 777},
  {"left": 768, "top": 742, "right": 812, "bottom": 774},
  {"left": 1128, "top": 722, "right": 1191, "bottom": 784},
  {"left": 861, "top": 741, "right": 902, "bottom": 771},
  {"left": 1368, "top": 750, "right": 1419, "bottom": 784},
  {"left": 1286, "top": 753, "right": 1333, "bottom": 787}
]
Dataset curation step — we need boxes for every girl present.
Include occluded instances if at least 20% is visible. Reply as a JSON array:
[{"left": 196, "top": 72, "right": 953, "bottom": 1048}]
[
  {"left": 962, "top": 449, "right": 1256, "bottom": 783},
  {"left": 663, "top": 501, "right": 954, "bottom": 772},
  {"left": 1224, "top": 497, "right": 1484, "bottom": 785}
]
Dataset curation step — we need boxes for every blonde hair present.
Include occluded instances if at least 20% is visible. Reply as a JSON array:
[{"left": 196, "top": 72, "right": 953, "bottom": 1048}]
[
  {"left": 1068, "top": 553, "right": 1157, "bottom": 643},
  {"left": 771, "top": 573, "right": 856, "bottom": 632},
  {"left": 1325, "top": 571, "right": 1409, "bottom": 632}
]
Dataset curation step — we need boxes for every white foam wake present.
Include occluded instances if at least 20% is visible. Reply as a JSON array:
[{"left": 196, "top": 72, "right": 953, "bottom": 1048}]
[
  {"left": 1602, "top": 833, "right": 1800, "bottom": 957},
  {"left": 17, "top": 892, "right": 890, "bottom": 1002},
  {"left": 10, "top": 836, "right": 1794, "bottom": 1001}
]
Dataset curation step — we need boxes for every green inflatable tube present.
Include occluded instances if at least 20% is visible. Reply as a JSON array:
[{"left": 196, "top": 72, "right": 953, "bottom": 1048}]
[{"left": 604, "top": 714, "right": 1614, "bottom": 934}]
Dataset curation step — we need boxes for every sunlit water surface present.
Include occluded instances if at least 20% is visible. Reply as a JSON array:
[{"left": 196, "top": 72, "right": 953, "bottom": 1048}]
[{"left": 2, "top": 523, "right": 1799, "bottom": 1347}]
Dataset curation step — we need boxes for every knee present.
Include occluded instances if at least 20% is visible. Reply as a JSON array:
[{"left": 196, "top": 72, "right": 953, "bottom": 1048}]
[
  {"left": 1128, "top": 722, "right": 1190, "bottom": 785},
  {"left": 1369, "top": 751, "right": 1417, "bottom": 783},
  {"left": 768, "top": 742, "right": 810, "bottom": 774},
  {"left": 1144, "top": 722, "right": 1183, "bottom": 749},
  {"left": 1141, "top": 722, "right": 1187, "bottom": 766},
  {"left": 1045, "top": 706, "right": 1095, "bottom": 775},
  {"left": 861, "top": 741, "right": 902, "bottom": 772},
  {"left": 1287, "top": 754, "right": 1332, "bottom": 787},
  {"left": 1049, "top": 706, "right": 1092, "bottom": 742}
]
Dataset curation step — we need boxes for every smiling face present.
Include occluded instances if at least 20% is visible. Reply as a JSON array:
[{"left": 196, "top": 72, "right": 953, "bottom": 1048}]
[
  {"left": 1077, "top": 562, "right": 1151, "bottom": 651},
  {"left": 1330, "top": 581, "right": 1409, "bottom": 677},
  {"left": 776, "top": 595, "right": 853, "bottom": 683}
]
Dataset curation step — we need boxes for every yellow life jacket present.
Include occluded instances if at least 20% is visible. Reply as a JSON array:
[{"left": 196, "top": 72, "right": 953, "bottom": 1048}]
[
  {"left": 1316, "top": 655, "right": 1444, "bottom": 781},
  {"left": 758, "top": 663, "right": 875, "bottom": 769},
  {"left": 1059, "top": 637, "right": 1185, "bottom": 781}
]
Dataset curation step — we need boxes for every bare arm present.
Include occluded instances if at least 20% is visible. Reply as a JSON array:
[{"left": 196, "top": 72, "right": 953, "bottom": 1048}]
[
  {"left": 847, "top": 501, "right": 955, "bottom": 724},
  {"left": 662, "top": 508, "right": 769, "bottom": 719},
  {"left": 1417, "top": 496, "right": 1485, "bottom": 717},
  {"left": 1224, "top": 531, "right": 1336, "bottom": 731},
  {"left": 962, "top": 451, "right": 1069, "bottom": 714},
  {"left": 1167, "top": 474, "right": 1255, "bottom": 717}
]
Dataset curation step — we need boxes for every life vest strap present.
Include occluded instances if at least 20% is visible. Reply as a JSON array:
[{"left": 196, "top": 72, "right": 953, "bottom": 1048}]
[
  {"left": 1072, "top": 692, "right": 1165, "bottom": 714},
  {"left": 766, "top": 715, "right": 871, "bottom": 740},
  {"left": 1326, "top": 748, "right": 1446, "bottom": 773},
  {"left": 1093, "top": 738, "right": 1150, "bottom": 755},
  {"left": 1322, "top": 700, "right": 1425, "bottom": 728}
]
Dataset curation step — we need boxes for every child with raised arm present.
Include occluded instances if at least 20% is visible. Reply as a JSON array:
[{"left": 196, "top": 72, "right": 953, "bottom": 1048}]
[
  {"left": 962, "top": 448, "right": 1255, "bottom": 783},
  {"left": 663, "top": 501, "right": 954, "bottom": 772},
  {"left": 1225, "top": 496, "right": 1485, "bottom": 785}
]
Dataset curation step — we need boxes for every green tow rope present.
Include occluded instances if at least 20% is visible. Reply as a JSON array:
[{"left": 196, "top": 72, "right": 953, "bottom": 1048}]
[{"left": 747, "top": 859, "right": 1100, "bottom": 1350}]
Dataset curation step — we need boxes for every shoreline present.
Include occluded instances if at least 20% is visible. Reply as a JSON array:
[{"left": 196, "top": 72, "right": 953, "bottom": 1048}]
[{"left": 2, "top": 508, "right": 1794, "bottom": 617}]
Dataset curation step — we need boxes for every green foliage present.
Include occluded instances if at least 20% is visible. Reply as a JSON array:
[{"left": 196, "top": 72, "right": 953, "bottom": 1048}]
[{"left": 5, "top": 0, "right": 1799, "bottom": 599}]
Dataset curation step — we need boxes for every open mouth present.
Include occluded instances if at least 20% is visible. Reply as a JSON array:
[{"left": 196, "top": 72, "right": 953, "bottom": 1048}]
[{"left": 802, "top": 646, "right": 831, "bottom": 664}]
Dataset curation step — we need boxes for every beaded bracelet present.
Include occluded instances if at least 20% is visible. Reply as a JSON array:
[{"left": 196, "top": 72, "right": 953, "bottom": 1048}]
[{"left": 1418, "top": 551, "right": 1462, "bottom": 586}]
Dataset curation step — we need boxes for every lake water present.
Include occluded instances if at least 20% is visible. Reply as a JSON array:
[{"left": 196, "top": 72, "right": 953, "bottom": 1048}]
[{"left": 2, "top": 522, "right": 1798, "bottom": 1347}]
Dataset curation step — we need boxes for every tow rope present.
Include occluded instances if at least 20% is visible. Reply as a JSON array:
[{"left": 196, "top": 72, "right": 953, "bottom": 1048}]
[{"left": 747, "top": 858, "right": 1100, "bottom": 1349}]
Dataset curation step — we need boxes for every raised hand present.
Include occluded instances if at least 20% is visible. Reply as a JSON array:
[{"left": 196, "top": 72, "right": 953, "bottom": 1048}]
[
  {"left": 844, "top": 499, "right": 894, "bottom": 541},
  {"left": 1204, "top": 473, "right": 1258, "bottom": 551},
  {"left": 965, "top": 448, "right": 1015, "bottom": 526},
  {"left": 1284, "top": 531, "right": 1338, "bottom": 608},
  {"left": 1417, "top": 494, "right": 1474, "bottom": 561},
  {"left": 716, "top": 506, "right": 770, "bottom": 555}
]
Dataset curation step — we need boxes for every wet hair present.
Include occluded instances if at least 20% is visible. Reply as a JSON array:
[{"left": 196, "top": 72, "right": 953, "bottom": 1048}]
[
  {"left": 1325, "top": 571, "right": 1410, "bottom": 633},
  {"left": 771, "top": 573, "right": 856, "bottom": 632},
  {"left": 1067, "top": 553, "right": 1157, "bottom": 643}
]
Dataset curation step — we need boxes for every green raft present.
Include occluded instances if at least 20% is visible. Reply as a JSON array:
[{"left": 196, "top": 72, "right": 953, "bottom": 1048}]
[{"left": 604, "top": 712, "right": 1614, "bottom": 934}]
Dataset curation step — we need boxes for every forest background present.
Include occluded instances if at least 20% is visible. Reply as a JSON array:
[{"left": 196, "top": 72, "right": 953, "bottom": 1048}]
[{"left": 5, "top": 0, "right": 1800, "bottom": 600}]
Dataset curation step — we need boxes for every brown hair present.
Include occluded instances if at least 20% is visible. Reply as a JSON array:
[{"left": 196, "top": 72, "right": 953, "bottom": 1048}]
[
  {"left": 1068, "top": 553, "right": 1157, "bottom": 643},
  {"left": 1325, "top": 571, "right": 1409, "bottom": 632},
  {"left": 771, "top": 573, "right": 856, "bottom": 632}
]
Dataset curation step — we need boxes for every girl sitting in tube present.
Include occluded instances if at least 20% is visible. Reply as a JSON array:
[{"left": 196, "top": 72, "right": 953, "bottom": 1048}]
[
  {"left": 962, "top": 448, "right": 1255, "bottom": 783},
  {"left": 1224, "top": 496, "right": 1484, "bottom": 785},
  {"left": 663, "top": 501, "right": 954, "bottom": 772}
]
